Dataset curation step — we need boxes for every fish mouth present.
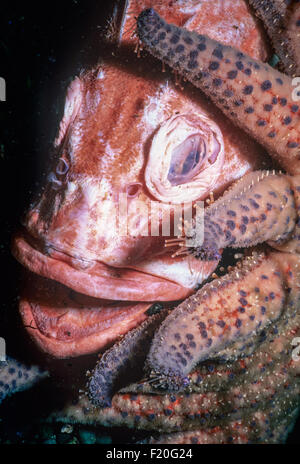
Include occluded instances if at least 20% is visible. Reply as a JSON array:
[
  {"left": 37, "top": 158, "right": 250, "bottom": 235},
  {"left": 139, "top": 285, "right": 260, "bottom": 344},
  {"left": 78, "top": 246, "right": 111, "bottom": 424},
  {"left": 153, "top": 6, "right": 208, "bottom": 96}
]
[
  {"left": 12, "top": 229, "right": 215, "bottom": 358},
  {"left": 12, "top": 229, "right": 196, "bottom": 302}
]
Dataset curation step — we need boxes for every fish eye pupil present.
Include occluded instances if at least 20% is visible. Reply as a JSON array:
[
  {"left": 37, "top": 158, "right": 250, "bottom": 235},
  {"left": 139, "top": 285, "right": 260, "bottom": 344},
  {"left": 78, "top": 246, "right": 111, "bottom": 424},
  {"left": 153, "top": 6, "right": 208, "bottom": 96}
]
[
  {"left": 181, "top": 149, "right": 201, "bottom": 175},
  {"left": 167, "top": 135, "right": 204, "bottom": 185},
  {"left": 126, "top": 183, "right": 142, "bottom": 197}
]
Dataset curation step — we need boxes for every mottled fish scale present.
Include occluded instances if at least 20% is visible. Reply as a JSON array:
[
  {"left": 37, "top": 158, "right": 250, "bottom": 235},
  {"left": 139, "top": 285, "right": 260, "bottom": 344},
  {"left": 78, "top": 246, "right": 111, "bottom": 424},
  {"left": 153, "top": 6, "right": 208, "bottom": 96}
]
[{"left": 137, "top": 8, "right": 300, "bottom": 174}]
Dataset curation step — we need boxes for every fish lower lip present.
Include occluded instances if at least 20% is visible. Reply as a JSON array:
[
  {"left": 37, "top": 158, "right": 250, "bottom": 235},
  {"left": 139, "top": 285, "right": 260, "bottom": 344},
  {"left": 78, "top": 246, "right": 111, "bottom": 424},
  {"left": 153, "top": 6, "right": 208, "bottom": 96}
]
[{"left": 19, "top": 271, "right": 151, "bottom": 358}]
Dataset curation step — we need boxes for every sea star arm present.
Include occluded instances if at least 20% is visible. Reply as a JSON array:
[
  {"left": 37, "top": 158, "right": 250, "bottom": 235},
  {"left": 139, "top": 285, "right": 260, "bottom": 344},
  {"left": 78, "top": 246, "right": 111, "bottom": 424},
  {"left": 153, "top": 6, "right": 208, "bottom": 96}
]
[
  {"left": 145, "top": 251, "right": 300, "bottom": 390},
  {"left": 87, "top": 309, "right": 168, "bottom": 408},
  {"left": 248, "top": 0, "right": 300, "bottom": 77},
  {"left": 186, "top": 171, "right": 300, "bottom": 261}
]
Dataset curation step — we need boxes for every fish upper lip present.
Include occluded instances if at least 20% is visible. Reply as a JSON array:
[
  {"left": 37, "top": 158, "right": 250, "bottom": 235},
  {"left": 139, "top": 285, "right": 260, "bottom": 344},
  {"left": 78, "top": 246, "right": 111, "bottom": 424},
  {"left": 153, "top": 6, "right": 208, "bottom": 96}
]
[
  {"left": 12, "top": 228, "right": 195, "bottom": 302},
  {"left": 19, "top": 227, "right": 173, "bottom": 279},
  {"left": 24, "top": 230, "right": 94, "bottom": 269}
]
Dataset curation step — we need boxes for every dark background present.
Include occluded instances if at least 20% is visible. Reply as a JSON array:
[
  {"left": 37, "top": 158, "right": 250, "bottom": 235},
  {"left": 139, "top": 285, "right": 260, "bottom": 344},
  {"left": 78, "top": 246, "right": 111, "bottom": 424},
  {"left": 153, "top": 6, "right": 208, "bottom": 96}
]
[{"left": 0, "top": 0, "right": 299, "bottom": 444}]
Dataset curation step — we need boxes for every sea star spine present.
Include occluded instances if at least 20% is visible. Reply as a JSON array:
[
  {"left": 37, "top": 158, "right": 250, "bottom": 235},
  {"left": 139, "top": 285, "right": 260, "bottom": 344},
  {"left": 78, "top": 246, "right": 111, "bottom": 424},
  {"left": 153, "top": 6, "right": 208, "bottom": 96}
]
[{"left": 136, "top": 8, "right": 300, "bottom": 175}]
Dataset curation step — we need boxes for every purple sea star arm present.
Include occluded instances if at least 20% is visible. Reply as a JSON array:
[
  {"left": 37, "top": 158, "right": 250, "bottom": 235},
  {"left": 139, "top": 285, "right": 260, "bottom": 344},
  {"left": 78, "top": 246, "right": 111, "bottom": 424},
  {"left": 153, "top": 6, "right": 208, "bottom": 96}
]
[
  {"left": 87, "top": 308, "right": 168, "bottom": 408},
  {"left": 188, "top": 171, "right": 298, "bottom": 261}
]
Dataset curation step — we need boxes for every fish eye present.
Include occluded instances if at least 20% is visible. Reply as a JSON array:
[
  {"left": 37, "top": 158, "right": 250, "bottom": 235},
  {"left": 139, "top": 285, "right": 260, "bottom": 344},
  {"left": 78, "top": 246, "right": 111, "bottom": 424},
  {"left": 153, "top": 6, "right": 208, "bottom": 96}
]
[
  {"left": 168, "top": 134, "right": 212, "bottom": 186},
  {"left": 126, "top": 182, "right": 142, "bottom": 198},
  {"left": 145, "top": 113, "right": 224, "bottom": 204},
  {"left": 56, "top": 157, "right": 69, "bottom": 176}
]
